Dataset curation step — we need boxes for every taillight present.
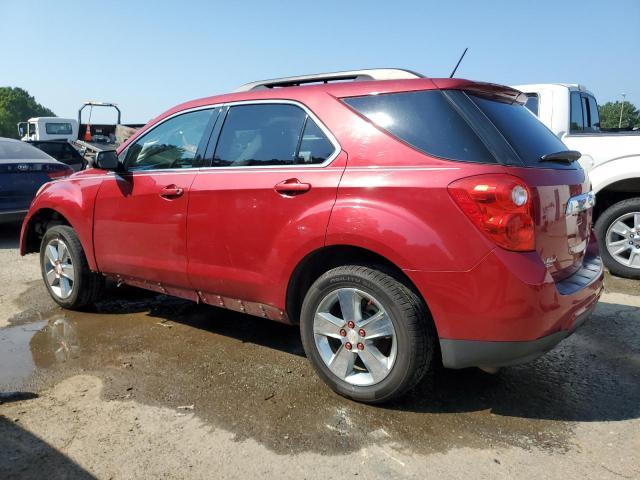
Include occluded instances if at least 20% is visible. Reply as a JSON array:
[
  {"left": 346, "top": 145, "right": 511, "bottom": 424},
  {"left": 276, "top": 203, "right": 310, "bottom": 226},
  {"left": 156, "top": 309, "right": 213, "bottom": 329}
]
[
  {"left": 47, "top": 167, "right": 73, "bottom": 179},
  {"left": 448, "top": 174, "right": 535, "bottom": 251}
]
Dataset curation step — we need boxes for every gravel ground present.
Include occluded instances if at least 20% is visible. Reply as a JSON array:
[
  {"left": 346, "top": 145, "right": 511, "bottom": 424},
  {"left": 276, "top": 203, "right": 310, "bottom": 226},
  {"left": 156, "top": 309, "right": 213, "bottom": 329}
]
[{"left": 0, "top": 223, "right": 638, "bottom": 479}]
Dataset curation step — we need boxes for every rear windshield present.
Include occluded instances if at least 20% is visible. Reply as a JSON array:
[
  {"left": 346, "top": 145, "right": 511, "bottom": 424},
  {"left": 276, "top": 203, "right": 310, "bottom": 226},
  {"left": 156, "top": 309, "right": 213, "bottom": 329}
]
[
  {"left": 343, "top": 89, "right": 576, "bottom": 169},
  {"left": 45, "top": 122, "right": 73, "bottom": 135},
  {"left": 0, "top": 140, "right": 52, "bottom": 160},
  {"left": 469, "top": 94, "right": 570, "bottom": 167}
]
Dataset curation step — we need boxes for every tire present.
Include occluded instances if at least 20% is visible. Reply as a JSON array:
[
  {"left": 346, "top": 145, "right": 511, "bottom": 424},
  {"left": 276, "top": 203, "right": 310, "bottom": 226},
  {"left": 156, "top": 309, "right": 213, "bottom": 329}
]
[
  {"left": 594, "top": 198, "right": 640, "bottom": 280},
  {"left": 40, "top": 225, "right": 104, "bottom": 309},
  {"left": 300, "top": 265, "right": 436, "bottom": 404}
]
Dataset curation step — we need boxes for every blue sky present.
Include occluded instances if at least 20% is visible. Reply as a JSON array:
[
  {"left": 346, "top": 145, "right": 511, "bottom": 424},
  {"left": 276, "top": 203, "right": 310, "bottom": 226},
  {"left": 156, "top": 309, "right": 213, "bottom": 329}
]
[{"left": 1, "top": 0, "right": 638, "bottom": 123}]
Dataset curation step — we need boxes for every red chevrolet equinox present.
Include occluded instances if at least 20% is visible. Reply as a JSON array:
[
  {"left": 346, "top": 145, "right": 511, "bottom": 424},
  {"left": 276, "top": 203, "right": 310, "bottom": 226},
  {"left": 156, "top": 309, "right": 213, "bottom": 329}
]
[{"left": 20, "top": 69, "right": 604, "bottom": 403}]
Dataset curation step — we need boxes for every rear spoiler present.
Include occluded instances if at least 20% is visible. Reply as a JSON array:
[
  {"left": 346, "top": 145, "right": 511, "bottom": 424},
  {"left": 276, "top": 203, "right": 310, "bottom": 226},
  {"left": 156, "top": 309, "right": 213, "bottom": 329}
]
[{"left": 432, "top": 79, "right": 527, "bottom": 105}]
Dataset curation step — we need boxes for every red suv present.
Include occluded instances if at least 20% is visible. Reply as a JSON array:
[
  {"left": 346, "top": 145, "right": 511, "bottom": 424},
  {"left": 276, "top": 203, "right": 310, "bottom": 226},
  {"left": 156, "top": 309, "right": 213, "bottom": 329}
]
[{"left": 20, "top": 69, "right": 604, "bottom": 403}]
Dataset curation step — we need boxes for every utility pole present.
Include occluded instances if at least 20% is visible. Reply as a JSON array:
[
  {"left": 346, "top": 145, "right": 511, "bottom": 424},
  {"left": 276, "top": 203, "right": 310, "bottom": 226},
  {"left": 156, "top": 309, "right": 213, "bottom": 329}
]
[{"left": 618, "top": 93, "right": 626, "bottom": 128}]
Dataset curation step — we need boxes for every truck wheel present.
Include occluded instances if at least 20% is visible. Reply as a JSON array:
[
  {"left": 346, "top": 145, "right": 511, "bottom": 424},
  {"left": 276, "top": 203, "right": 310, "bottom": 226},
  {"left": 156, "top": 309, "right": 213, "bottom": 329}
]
[
  {"left": 595, "top": 198, "right": 640, "bottom": 279},
  {"left": 40, "top": 225, "right": 104, "bottom": 309},
  {"left": 300, "top": 265, "right": 436, "bottom": 404}
]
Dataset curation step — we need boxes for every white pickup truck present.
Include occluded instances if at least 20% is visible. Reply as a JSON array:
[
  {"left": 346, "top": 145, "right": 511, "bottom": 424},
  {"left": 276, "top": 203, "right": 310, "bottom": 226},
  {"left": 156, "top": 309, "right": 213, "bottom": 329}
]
[{"left": 513, "top": 83, "right": 640, "bottom": 279}]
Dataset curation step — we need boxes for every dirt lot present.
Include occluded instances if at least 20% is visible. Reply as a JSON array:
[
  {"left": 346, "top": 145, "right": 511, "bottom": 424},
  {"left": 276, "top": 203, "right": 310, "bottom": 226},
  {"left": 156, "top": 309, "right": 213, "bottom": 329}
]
[{"left": 1, "top": 223, "right": 639, "bottom": 479}]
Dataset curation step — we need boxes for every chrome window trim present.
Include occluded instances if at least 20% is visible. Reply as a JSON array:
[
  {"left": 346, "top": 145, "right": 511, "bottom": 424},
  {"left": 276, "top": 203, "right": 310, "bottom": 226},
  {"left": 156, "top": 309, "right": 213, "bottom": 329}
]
[{"left": 120, "top": 99, "right": 341, "bottom": 174}]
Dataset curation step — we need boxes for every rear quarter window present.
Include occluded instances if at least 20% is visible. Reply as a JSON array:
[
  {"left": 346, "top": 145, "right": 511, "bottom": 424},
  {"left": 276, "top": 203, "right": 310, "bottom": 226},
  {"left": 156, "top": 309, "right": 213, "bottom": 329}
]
[{"left": 343, "top": 90, "right": 496, "bottom": 164}]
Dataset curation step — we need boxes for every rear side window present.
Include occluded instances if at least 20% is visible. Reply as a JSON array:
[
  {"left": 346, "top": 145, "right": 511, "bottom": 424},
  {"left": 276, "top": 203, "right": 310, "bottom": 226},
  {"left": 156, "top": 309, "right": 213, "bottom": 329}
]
[
  {"left": 213, "top": 104, "right": 334, "bottom": 167},
  {"left": 45, "top": 122, "right": 73, "bottom": 135},
  {"left": 570, "top": 92, "right": 600, "bottom": 133},
  {"left": 343, "top": 90, "right": 495, "bottom": 163},
  {"left": 570, "top": 91, "right": 585, "bottom": 132},
  {"left": 36, "top": 143, "right": 80, "bottom": 162},
  {"left": 35, "top": 142, "right": 64, "bottom": 158},
  {"left": 586, "top": 95, "right": 600, "bottom": 131},
  {"left": 0, "top": 140, "right": 52, "bottom": 160},
  {"left": 469, "top": 95, "right": 570, "bottom": 168},
  {"left": 524, "top": 94, "right": 539, "bottom": 116}
]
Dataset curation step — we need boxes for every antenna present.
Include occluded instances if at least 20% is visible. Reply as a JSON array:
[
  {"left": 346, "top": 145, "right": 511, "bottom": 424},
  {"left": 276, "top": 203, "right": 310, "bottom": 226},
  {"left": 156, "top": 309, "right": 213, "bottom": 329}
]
[{"left": 449, "top": 48, "right": 468, "bottom": 78}]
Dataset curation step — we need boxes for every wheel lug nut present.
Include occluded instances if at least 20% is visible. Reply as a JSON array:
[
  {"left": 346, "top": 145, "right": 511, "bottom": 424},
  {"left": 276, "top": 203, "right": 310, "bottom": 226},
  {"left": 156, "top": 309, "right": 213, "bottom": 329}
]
[
  {"left": 358, "top": 329, "right": 366, "bottom": 337},
  {"left": 357, "top": 342, "right": 364, "bottom": 350},
  {"left": 347, "top": 321, "right": 355, "bottom": 329},
  {"left": 345, "top": 342, "right": 353, "bottom": 350},
  {"left": 339, "top": 329, "right": 347, "bottom": 337}
]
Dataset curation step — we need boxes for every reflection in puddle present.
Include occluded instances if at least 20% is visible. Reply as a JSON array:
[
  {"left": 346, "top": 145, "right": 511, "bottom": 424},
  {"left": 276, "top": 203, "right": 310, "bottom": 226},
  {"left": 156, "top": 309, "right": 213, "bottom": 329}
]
[
  {"left": 1, "top": 283, "right": 639, "bottom": 455},
  {"left": 0, "top": 320, "right": 47, "bottom": 388},
  {"left": 49, "top": 317, "right": 81, "bottom": 363}
]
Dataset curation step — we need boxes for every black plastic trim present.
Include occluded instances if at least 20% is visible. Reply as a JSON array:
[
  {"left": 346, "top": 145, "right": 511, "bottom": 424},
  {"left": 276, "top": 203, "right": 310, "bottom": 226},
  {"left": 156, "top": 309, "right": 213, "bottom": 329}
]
[
  {"left": 440, "top": 301, "right": 598, "bottom": 369},
  {"left": 556, "top": 251, "right": 603, "bottom": 296}
]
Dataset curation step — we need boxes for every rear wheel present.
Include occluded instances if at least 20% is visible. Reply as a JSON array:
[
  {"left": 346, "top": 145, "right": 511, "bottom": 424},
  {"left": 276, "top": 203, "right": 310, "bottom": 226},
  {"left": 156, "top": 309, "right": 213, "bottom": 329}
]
[
  {"left": 40, "top": 225, "right": 104, "bottom": 309},
  {"left": 595, "top": 198, "right": 640, "bottom": 279},
  {"left": 300, "top": 265, "right": 436, "bottom": 403}
]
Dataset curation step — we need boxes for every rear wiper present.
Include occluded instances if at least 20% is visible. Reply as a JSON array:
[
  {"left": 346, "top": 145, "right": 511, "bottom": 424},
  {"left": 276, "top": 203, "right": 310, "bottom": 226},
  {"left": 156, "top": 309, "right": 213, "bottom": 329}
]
[{"left": 539, "top": 150, "right": 581, "bottom": 163}]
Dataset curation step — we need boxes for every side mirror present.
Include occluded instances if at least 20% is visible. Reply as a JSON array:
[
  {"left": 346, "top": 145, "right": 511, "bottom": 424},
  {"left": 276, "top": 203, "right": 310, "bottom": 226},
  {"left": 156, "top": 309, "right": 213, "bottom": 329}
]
[{"left": 95, "top": 150, "right": 121, "bottom": 170}]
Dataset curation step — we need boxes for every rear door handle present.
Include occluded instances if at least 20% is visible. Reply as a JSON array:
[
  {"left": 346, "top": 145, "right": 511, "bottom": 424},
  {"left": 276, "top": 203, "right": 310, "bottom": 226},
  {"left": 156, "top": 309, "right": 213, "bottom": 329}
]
[
  {"left": 274, "top": 178, "right": 311, "bottom": 195},
  {"left": 160, "top": 184, "right": 184, "bottom": 199}
]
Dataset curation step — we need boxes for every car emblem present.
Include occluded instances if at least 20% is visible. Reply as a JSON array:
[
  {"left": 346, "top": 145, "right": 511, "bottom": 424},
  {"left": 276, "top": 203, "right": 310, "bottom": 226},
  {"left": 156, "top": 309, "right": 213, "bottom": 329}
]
[{"left": 16, "top": 164, "right": 29, "bottom": 171}]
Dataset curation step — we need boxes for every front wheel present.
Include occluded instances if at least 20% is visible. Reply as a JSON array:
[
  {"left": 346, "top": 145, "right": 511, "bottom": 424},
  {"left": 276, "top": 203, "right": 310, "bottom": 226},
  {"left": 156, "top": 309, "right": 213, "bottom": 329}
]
[
  {"left": 595, "top": 198, "right": 640, "bottom": 279},
  {"left": 40, "top": 225, "right": 104, "bottom": 309},
  {"left": 300, "top": 265, "right": 436, "bottom": 404}
]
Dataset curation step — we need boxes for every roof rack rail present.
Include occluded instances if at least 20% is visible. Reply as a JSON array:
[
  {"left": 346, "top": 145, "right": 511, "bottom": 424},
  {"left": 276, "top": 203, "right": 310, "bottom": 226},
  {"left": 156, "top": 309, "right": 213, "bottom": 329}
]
[{"left": 234, "top": 68, "right": 424, "bottom": 92}]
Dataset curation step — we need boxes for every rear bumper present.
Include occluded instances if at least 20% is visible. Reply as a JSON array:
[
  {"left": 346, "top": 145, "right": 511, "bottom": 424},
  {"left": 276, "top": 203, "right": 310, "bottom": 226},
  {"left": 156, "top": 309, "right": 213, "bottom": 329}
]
[
  {"left": 439, "top": 299, "right": 597, "bottom": 368},
  {"left": 406, "top": 237, "right": 604, "bottom": 369}
]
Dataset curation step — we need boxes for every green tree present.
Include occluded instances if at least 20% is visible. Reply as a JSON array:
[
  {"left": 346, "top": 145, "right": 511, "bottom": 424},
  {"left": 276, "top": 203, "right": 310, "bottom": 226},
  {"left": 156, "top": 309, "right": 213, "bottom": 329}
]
[
  {"left": 0, "top": 87, "right": 56, "bottom": 139},
  {"left": 598, "top": 100, "right": 640, "bottom": 129}
]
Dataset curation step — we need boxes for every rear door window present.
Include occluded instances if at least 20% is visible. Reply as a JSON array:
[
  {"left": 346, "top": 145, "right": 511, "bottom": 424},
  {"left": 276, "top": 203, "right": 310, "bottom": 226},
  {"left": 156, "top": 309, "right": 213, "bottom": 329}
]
[
  {"left": 586, "top": 95, "right": 600, "bottom": 131},
  {"left": 213, "top": 104, "right": 334, "bottom": 167},
  {"left": 570, "top": 91, "right": 585, "bottom": 133},
  {"left": 296, "top": 117, "right": 335, "bottom": 164},
  {"left": 343, "top": 90, "right": 495, "bottom": 163}
]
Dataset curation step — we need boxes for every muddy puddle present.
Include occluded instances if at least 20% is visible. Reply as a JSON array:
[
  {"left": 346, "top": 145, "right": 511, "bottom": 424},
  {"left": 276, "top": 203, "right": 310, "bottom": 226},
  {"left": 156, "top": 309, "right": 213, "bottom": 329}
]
[{"left": 2, "top": 280, "right": 639, "bottom": 456}]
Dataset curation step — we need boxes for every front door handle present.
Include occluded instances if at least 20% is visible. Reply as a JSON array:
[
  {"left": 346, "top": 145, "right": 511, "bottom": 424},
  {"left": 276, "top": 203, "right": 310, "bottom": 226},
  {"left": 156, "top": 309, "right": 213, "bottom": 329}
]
[
  {"left": 160, "top": 184, "right": 184, "bottom": 199},
  {"left": 274, "top": 178, "right": 311, "bottom": 196}
]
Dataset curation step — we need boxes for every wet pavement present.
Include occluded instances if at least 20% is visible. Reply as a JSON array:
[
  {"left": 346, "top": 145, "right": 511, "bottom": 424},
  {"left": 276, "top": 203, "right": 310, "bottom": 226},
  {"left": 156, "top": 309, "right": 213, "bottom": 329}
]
[{"left": 2, "top": 273, "right": 639, "bottom": 458}]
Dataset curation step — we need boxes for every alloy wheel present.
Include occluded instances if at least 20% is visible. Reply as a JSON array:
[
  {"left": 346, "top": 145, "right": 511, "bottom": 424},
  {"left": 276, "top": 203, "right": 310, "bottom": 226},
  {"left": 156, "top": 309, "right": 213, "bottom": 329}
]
[
  {"left": 43, "top": 238, "right": 75, "bottom": 299},
  {"left": 313, "top": 288, "right": 397, "bottom": 386},
  {"left": 605, "top": 212, "right": 640, "bottom": 269}
]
